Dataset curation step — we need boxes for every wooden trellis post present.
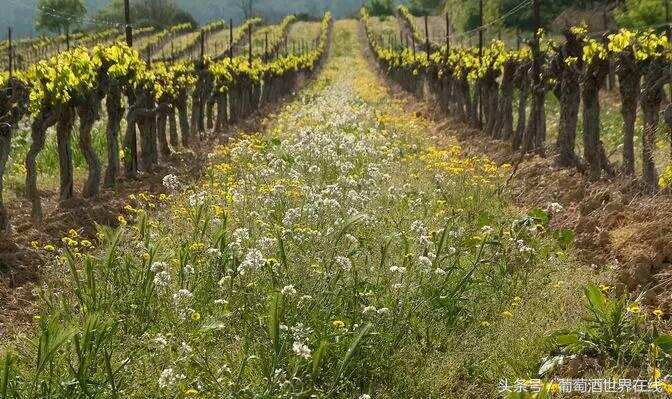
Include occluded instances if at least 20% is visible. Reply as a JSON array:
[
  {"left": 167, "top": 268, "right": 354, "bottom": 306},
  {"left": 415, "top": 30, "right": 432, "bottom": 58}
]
[
  {"left": 8, "top": 27, "right": 12, "bottom": 79},
  {"left": 229, "top": 19, "right": 234, "bottom": 60},
  {"left": 124, "top": 0, "right": 133, "bottom": 46},
  {"left": 248, "top": 23, "right": 252, "bottom": 66}
]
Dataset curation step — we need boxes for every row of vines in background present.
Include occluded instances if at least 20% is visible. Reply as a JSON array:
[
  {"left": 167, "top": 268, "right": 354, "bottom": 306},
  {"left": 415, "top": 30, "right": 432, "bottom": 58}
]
[
  {"left": 0, "top": 12, "right": 333, "bottom": 239},
  {"left": 364, "top": 7, "right": 672, "bottom": 193},
  {"left": 211, "top": 18, "right": 262, "bottom": 61},
  {"left": 0, "top": 26, "right": 159, "bottom": 70},
  {"left": 138, "top": 23, "right": 193, "bottom": 61},
  {"left": 253, "top": 15, "right": 297, "bottom": 60},
  {"left": 152, "top": 19, "right": 229, "bottom": 62}
]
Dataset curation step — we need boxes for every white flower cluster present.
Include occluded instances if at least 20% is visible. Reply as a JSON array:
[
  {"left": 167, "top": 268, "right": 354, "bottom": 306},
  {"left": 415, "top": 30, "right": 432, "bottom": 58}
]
[
  {"left": 238, "top": 249, "right": 265, "bottom": 275},
  {"left": 162, "top": 174, "right": 181, "bottom": 191}
]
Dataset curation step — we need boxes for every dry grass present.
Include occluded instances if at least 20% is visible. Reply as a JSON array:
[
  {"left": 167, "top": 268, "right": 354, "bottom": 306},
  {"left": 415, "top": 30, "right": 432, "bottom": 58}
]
[{"left": 287, "top": 21, "right": 321, "bottom": 43}]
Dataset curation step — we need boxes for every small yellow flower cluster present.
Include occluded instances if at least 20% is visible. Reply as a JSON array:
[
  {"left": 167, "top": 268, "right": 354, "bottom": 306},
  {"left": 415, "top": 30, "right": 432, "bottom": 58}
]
[{"left": 659, "top": 165, "right": 672, "bottom": 189}]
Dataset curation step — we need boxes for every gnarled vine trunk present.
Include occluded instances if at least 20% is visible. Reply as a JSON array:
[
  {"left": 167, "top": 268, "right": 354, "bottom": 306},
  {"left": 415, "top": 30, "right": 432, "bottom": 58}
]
[
  {"left": 76, "top": 100, "right": 102, "bottom": 198},
  {"left": 493, "top": 61, "right": 516, "bottom": 140},
  {"left": 641, "top": 58, "right": 670, "bottom": 191},
  {"left": 0, "top": 123, "right": 11, "bottom": 233},
  {"left": 0, "top": 80, "right": 28, "bottom": 234},
  {"left": 26, "top": 109, "right": 59, "bottom": 221},
  {"left": 156, "top": 102, "right": 172, "bottom": 159},
  {"left": 56, "top": 107, "right": 76, "bottom": 201},
  {"left": 512, "top": 64, "right": 529, "bottom": 151},
  {"left": 169, "top": 108, "right": 179, "bottom": 148},
  {"left": 581, "top": 58, "right": 611, "bottom": 181},
  {"left": 215, "top": 94, "right": 228, "bottom": 133},
  {"left": 176, "top": 91, "right": 190, "bottom": 147},
  {"left": 554, "top": 31, "right": 583, "bottom": 168},
  {"left": 615, "top": 51, "right": 641, "bottom": 176},
  {"left": 523, "top": 71, "right": 547, "bottom": 155},
  {"left": 104, "top": 84, "right": 123, "bottom": 187}
]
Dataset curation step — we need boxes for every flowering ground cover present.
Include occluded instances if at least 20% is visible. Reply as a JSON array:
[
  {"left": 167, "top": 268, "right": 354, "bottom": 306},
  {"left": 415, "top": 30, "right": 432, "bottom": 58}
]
[{"left": 0, "top": 20, "right": 608, "bottom": 398}]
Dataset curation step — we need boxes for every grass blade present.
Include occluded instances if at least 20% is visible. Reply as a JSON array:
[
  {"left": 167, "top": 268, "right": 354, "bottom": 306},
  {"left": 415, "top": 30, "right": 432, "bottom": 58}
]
[{"left": 336, "top": 322, "right": 372, "bottom": 382}]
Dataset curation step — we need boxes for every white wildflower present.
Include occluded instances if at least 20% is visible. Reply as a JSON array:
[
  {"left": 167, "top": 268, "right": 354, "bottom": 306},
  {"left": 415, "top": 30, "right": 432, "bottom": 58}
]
[
  {"left": 258, "top": 236, "right": 277, "bottom": 251},
  {"left": 238, "top": 249, "right": 265, "bottom": 275},
  {"left": 207, "top": 248, "right": 222, "bottom": 256},
  {"left": 281, "top": 285, "right": 297, "bottom": 296},
  {"left": 150, "top": 261, "right": 168, "bottom": 273},
  {"left": 173, "top": 289, "right": 193, "bottom": 307},
  {"left": 292, "top": 341, "right": 311, "bottom": 359},
  {"left": 162, "top": 174, "right": 181, "bottom": 191},
  {"left": 153, "top": 271, "right": 171, "bottom": 289},
  {"left": 188, "top": 191, "right": 207, "bottom": 207},
  {"left": 232, "top": 228, "right": 250, "bottom": 243},
  {"left": 362, "top": 305, "right": 377, "bottom": 314},
  {"left": 283, "top": 208, "right": 301, "bottom": 226},
  {"left": 335, "top": 256, "right": 352, "bottom": 271},
  {"left": 178, "top": 341, "right": 193, "bottom": 358},
  {"left": 418, "top": 256, "right": 433, "bottom": 269},
  {"left": 153, "top": 333, "right": 168, "bottom": 349},
  {"left": 481, "top": 225, "right": 494, "bottom": 235},
  {"left": 158, "top": 368, "right": 183, "bottom": 389},
  {"left": 389, "top": 265, "right": 407, "bottom": 274},
  {"left": 546, "top": 202, "right": 564, "bottom": 213}
]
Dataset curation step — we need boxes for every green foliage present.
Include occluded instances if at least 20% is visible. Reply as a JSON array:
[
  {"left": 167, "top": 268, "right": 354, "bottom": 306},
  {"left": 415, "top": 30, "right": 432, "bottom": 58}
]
[
  {"left": 35, "top": 0, "right": 86, "bottom": 34},
  {"left": 552, "top": 284, "right": 672, "bottom": 370},
  {"left": 95, "top": 0, "right": 196, "bottom": 29},
  {"left": 365, "top": 0, "right": 395, "bottom": 17},
  {"left": 615, "top": 0, "right": 667, "bottom": 29},
  {"left": 408, "top": 0, "right": 443, "bottom": 16}
]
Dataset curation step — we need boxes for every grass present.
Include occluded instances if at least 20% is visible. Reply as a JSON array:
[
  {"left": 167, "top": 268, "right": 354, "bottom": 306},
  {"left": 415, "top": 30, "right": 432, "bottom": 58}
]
[
  {"left": 412, "top": 15, "right": 447, "bottom": 45},
  {"left": 287, "top": 21, "right": 322, "bottom": 44},
  {"left": 251, "top": 21, "right": 290, "bottom": 56},
  {"left": 0, "top": 20, "right": 600, "bottom": 398},
  {"left": 367, "top": 16, "right": 401, "bottom": 41}
]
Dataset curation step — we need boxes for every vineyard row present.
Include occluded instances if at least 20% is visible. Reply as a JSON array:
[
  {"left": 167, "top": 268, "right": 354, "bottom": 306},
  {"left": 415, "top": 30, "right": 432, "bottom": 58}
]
[
  {"left": 0, "top": 12, "right": 333, "bottom": 236},
  {"left": 364, "top": 7, "right": 672, "bottom": 192}
]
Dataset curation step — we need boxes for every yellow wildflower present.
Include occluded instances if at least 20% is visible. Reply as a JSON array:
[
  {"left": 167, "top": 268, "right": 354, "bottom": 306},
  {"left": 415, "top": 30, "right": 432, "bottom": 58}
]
[{"left": 627, "top": 304, "right": 641, "bottom": 314}]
